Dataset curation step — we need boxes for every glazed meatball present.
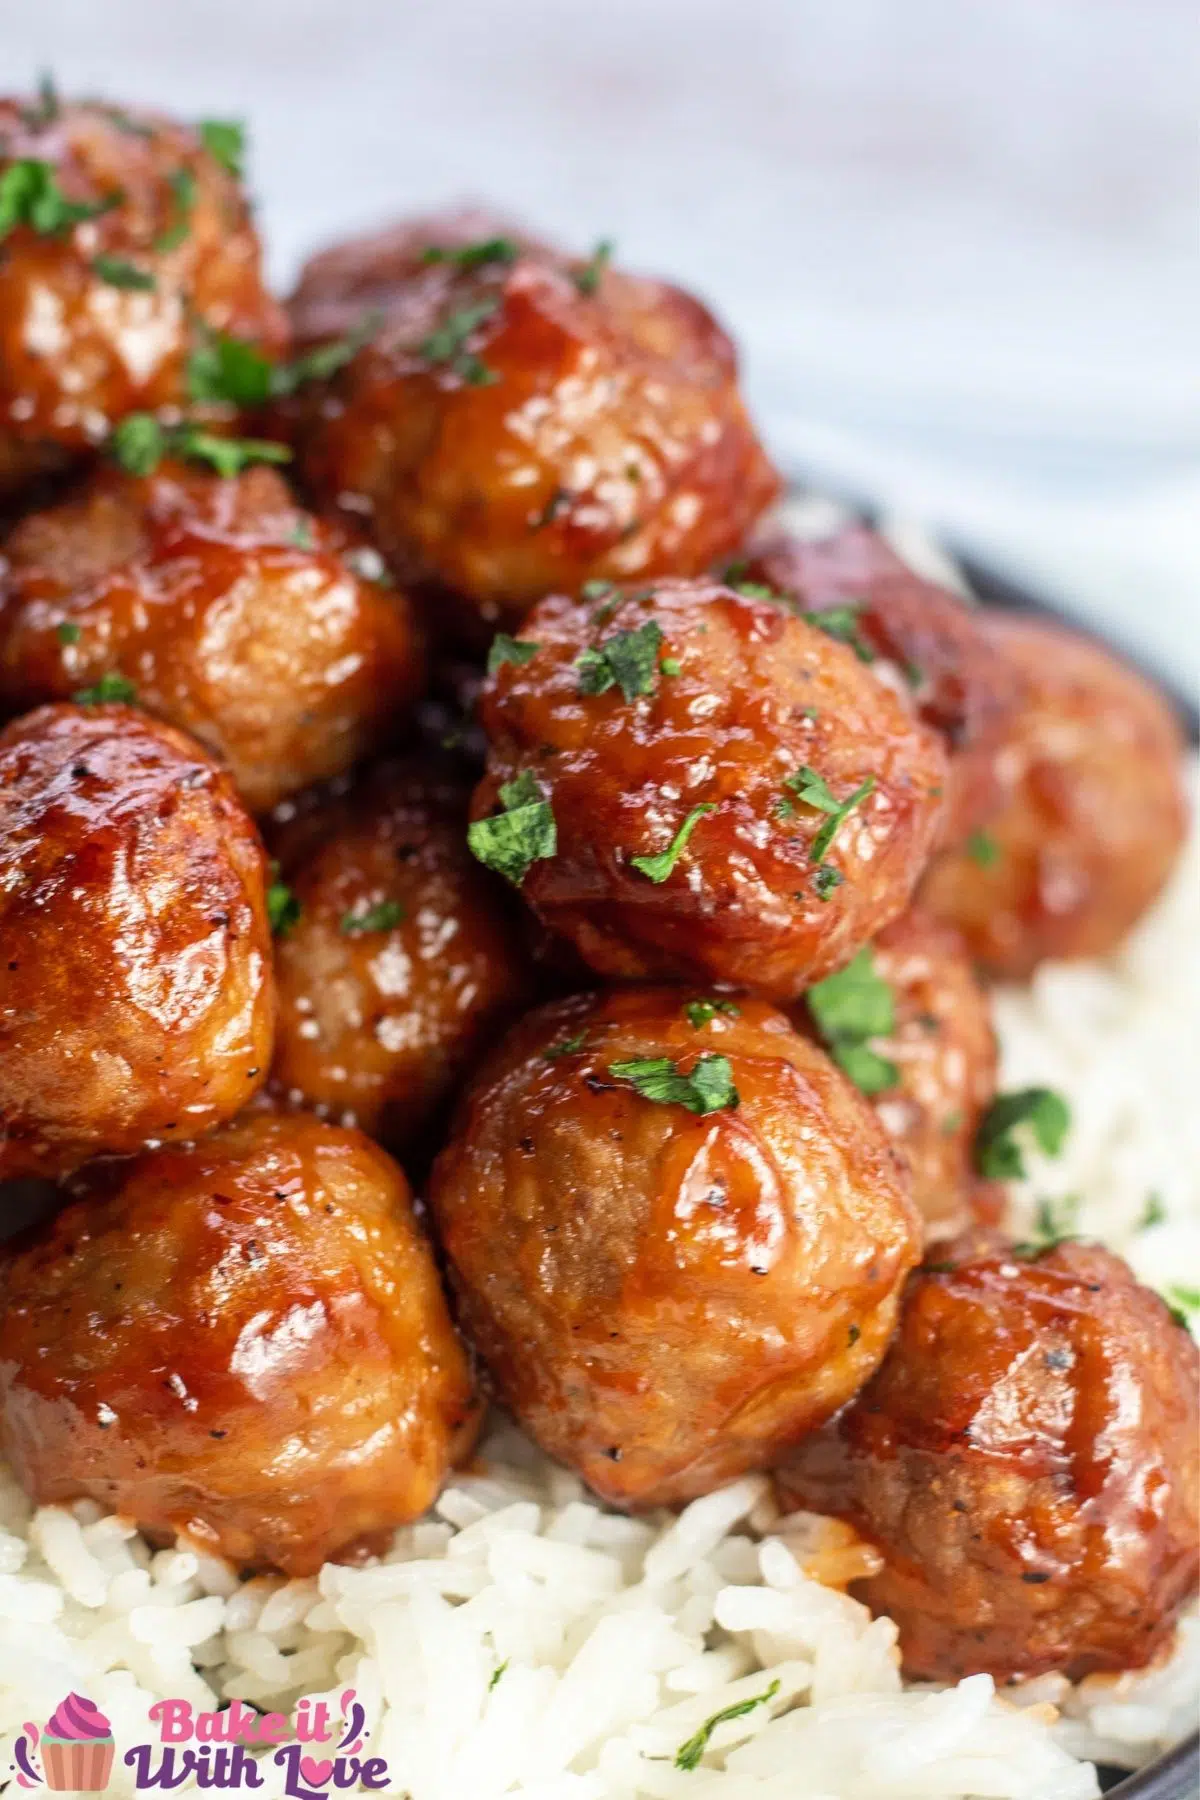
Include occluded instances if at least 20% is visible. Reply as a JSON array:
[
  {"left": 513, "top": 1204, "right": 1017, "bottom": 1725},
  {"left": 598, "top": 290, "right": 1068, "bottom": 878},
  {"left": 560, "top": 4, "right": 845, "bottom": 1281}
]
[
  {"left": 800, "top": 911, "right": 997, "bottom": 1236},
  {"left": 735, "top": 526, "right": 1021, "bottom": 844},
  {"left": 920, "top": 615, "right": 1188, "bottom": 976},
  {"left": 471, "top": 578, "right": 947, "bottom": 999},
  {"left": 779, "top": 1235, "right": 1200, "bottom": 1681},
  {"left": 0, "top": 96, "right": 286, "bottom": 485},
  {"left": 269, "top": 760, "right": 531, "bottom": 1147},
  {"left": 0, "top": 1112, "right": 478, "bottom": 1574},
  {"left": 0, "top": 460, "right": 426, "bottom": 811},
  {"left": 429, "top": 987, "right": 922, "bottom": 1507},
  {"left": 0, "top": 703, "right": 274, "bottom": 1179},
  {"left": 287, "top": 211, "right": 779, "bottom": 627}
]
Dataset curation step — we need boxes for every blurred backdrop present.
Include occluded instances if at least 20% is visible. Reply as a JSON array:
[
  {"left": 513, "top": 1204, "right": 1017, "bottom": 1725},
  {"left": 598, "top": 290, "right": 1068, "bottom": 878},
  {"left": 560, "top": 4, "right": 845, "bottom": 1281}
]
[{"left": 4, "top": 0, "right": 1197, "bottom": 681}]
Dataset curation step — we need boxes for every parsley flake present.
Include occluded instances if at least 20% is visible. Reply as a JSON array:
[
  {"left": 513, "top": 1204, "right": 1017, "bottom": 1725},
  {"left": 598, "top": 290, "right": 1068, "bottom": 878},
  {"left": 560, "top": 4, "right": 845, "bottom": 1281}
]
[
  {"left": 674, "top": 1680, "right": 780, "bottom": 1771},
  {"left": 487, "top": 1658, "right": 510, "bottom": 1692},
  {"left": 91, "top": 254, "right": 155, "bottom": 291},
  {"left": 419, "top": 297, "right": 500, "bottom": 385},
  {"left": 421, "top": 236, "right": 518, "bottom": 271},
  {"left": 56, "top": 621, "right": 82, "bottom": 646},
  {"left": 341, "top": 899, "right": 405, "bottom": 935},
  {"left": 779, "top": 766, "right": 876, "bottom": 863},
  {"left": 542, "top": 1031, "right": 587, "bottom": 1062},
  {"left": 631, "top": 802, "right": 715, "bottom": 882},
  {"left": 974, "top": 1088, "right": 1071, "bottom": 1181},
  {"left": 109, "top": 413, "right": 292, "bottom": 479},
  {"left": 573, "top": 238, "right": 614, "bottom": 296},
  {"left": 1164, "top": 1285, "right": 1200, "bottom": 1331},
  {"left": 267, "top": 863, "right": 300, "bottom": 938},
  {"left": 154, "top": 166, "right": 196, "bottom": 252},
  {"left": 577, "top": 619, "right": 663, "bottom": 701},
  {"left": 812, "top": 864, "right": 844, "bottom": 901},
  {"left": 608, "top": 1053, "right": 739, "bottom": 1116},
  {"left": 807, "top": 949, "right": 899, "bottom": 1096},
  {"left": 467, "top": 769, "right": 557, "bottom": 886},
  {"left": 806, "top": 602, "right": 876, "bottom": 663},
  {"left": 1140, "top": 1192, "right": 1167, "bottom": 1231},
  {"left": 198, "top": 119, "right": 245, "bottom": 179},
  {"left": 73, "top": 672, "right": 137, "bottom": 706},
  {"left": 0, "top": 159, "right": 122, "bottom": 240},
  {"left": 660, "top": 656, "right": 682, "bottom": 677},
  {"left": 187, "top": 330, "right": 275, "bottom": 407},
  {"left": 966, "top": 829, "right": 1002, "bottom": 869},
  {"left": 488, "top": 633, "right": 541, "bottom": 675},
  {"left": 684, "top": 999, "right": 740, "bottom": 1029}
]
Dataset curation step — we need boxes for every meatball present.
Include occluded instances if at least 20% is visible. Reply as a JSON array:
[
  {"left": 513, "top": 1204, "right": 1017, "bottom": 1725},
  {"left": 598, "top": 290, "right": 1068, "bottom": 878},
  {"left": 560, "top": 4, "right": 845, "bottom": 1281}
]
[
  {"left": 287, "top": 211, "right": 779, "bottom": 627},
  {"left": 736, "top": 526, "right": 1021, "bottom": 844},
  {"left": 471, "top": 578, "right": 947, "bottom": 999},
  {"left": 800, "top": 911, "right": 997, "bottom": 1236},
  {"left": 0, "top": 96, "right": 286, "bottom": 484},
  {"left": 429, "top": 987, "right": 921, "bottom": 1507},
  {"left": 919, "top": 615, "right": 1188, "bottom": 976},
  {"left": 779, "top": 1235, "right": 1200, "bottom": 1681},
  {"left": 269, "top": 760, "right": 531, "bottom": 1147},
  {"left": 0, "top": 1112, "right": 479, "bottom": 1574},
  {"left": 0, "top": 460, "right": 427, "bottom": 811},
  {"left": 0, "top": 703, "right": 274, "bottom": 1178}
]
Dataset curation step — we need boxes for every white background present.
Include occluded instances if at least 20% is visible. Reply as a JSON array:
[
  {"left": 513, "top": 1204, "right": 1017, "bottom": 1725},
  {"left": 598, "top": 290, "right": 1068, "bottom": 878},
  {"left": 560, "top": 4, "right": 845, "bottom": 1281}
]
[{"left": 2, "top": 0, "right": 1197, "bottom": 685}]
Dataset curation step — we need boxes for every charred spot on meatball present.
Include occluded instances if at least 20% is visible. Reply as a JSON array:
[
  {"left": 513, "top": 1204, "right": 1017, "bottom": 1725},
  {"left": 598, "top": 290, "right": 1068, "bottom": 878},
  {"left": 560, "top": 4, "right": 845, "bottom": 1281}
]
[
  {"left": 429, "top": 986, "right": 921, "bottom": 1508},
  {"left": 0, "top": 702, "right": 275, "bottom": 1179}
]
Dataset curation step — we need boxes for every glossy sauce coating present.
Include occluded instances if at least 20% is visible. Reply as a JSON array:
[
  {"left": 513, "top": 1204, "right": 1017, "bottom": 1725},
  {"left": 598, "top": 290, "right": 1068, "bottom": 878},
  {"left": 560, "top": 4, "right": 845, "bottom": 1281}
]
[
  {"left": 474, "top": 578, "right": 948, "bottom": 998},
  {"left": 799, "top": 911, "right": 997, "bottom": 1238},
  {"left": 0, "top": 98, "right": 286, "bottom": 481},
  {"left": 0, "top": 461, "right": 427, "bottom": 811},
  {"left": 738, "top": 525, "right": 1021, "bottom": 843},
  {"left": 0, "top": 1113, "right": 479, "bottom": 1574},
  {"left": 919, "top": 615, "right": 1188, "bottom": 976},
  {"left": 0, "top": 703, "right": 274, "bottom": 1178},
  {"left": 288, "top": 211, "right": 779, "bottom": 625},
  {"left": 269, "top": 760, "right": 531, "bottom": 1147},
  {"left": 429, "top": 987, "right": 921, "bottom": 1507},
  {"left": 779, "top": 1235, "right": 1200, "bottom": 1681}
]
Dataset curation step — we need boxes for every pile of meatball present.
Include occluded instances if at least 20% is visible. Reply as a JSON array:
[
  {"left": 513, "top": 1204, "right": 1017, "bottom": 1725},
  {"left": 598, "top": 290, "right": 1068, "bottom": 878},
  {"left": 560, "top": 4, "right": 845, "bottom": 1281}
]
[{"left": 0, "top": 93, "right": 1195, "bottom": 1689}]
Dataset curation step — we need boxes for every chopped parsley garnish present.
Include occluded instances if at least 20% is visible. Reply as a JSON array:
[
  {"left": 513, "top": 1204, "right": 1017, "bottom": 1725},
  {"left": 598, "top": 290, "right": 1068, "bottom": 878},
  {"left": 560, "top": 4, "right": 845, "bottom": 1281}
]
[
  {"left": 419, "top": 297, "right": 500, "bottom": 385},
  {"left": 487, "top": 1658, "right": 510, "bottom": 1692},
  {"left": 56, "top": 621, "right": 82, "bottom": 646},
  {"left": 266, "top": 863, "right": 300, "bottom": 937},
  {"left": 684, "top": 999, "right": 741, "bottom": 1029},
  {"left": 608, "top": 1053, "right": 739, "bottom": 1116},
  {"left": 341, "top": 899, "right": 405, "bottom": 935},
  {"left": 1009, "top": 1193, "right": 1082, "bottom": 1257},
  {"left": 812, "top": 864, "right": 844, "bottom": 901},
  {"left": 1140, "top": 1192, "right": 1167, "bottom": 1231},
  {"left": 806, "top": 602, "right": 875, "bottom": 663},
  {"left": 660, "top": 656, "right": 682, "bottom": 677},
  {"left": 807, "top": 949, "right": 899, "bottom": 1096},
  {"left": 573, "top": 237, "right": 614, "bottom": 296},
  {"left": 732, "top": 580, "right": 780, "bottom": 602},
  {"left": 974, "top": 1088, "right": 1071, "bottom": 1181},
  {"left": 631, "top": 802, "right": 715, "bottom": 883},
  {"left": 271, "top": 312, "right": 382, "bottom": 394},
  {"left": 810, "top": 777, "right": 874, "bottom": 863},
  {"left": 72, "top": 672, "right": 137, "bottom": 706},
  {"left": 288, "top": 519, "right": 314, "bottom": 550},
  {"left": 187, "top": 330, "right": 275, "bottom": 407},
  {"left": 966, "top": 829, "right": 1002, "bottom": 869},
  {"left": 542, "top": 1031, "right": 587, "bottom": 1062},
  {"left": 487, "top": 633, "right": 540, "bottom": 675},
  {"left": 198, "top": 118, "right": 245, "bottom": 179},
  {"left": 0, "top": 159, "right": 122, "bottom": 240},
  {"left": 467, "top": 770, "right": 556, "bottom": 886},
  {"left": 154, "top": 167, "right": 196, "bottom": 252},
  {"left": 91, "top": 254, "right": 155, "bottom": 291},
  {"left": 674, "top": 1680, "right": 780, "bottom": 1771},
  {"left": 421, "top": 236, "right": 518, "bottom": 270},
  {"left": 109, "top": 413, "right": 292, "bottom": 479},
  {"left": 576, "top": 619, "right": 664, "bottom": 701},
  {"left": 779, "top": 765, "right": 875, "bottom": 863},
  {"left": 581, "top": 578, "right": 617, "bottom": 603},
  {"left": 1164, "top": 1285, "right": 1200, "bottom": 1331}
]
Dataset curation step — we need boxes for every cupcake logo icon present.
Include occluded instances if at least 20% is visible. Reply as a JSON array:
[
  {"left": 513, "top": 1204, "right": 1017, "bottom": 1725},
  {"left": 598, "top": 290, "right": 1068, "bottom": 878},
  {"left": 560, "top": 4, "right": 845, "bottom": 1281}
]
[{"left": 15, "top": 1694, "right": 116, "bottom": 1792}]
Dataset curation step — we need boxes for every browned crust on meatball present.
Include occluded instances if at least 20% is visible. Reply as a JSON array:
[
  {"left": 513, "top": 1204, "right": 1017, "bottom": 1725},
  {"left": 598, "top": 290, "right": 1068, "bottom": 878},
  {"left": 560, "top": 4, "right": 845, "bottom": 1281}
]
[
  {"left": 287, "top": 211, "right": 779, "bottom": 623},
  {"left": 919, "top": 615, "right": 1189, "bottom": 976},
  {"left": 0, "top": 703, "right": 275, "bottom": 1177},
  {"left": 0, "top": 1112, "right": 480, "bottom": 1574},
  {"left": 473, "top": 578, "right": 948, "bottom": 998},
  {"left": 0, "top": 461, "right": 427, "bottom": 810},
  {"left": 780, "top": 1236, "right": 1200, "bottom": 1681},
  {"left": 429, "top": 987, "right": 921, "bottom": 1507}
]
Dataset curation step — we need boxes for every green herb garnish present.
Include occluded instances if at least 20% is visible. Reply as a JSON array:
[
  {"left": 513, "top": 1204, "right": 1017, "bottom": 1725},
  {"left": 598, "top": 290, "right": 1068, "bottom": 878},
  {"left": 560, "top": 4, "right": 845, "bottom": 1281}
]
[
  {"left": 154, "top": 166, "right": 196, "bottom": 252},
  {"left": 421, "top": 237, "right": 518, "bottom": 271},
  {"left": 684, "top": 999, "right": 740, "bottom": 1029},
  {"left": 573, "top": 238, "right": 614, "bottom": 296},
  {"left": 1164, "top": 1285, "right": 1200, "bottom": 1331},
  {"left": 22, "top": 73, "right": 60, "bottom": 129},
  {"left": 806, "top": 603, "right": 875, "bottom": 663},
  {"left": 812, "top": 865, "right": 844, "bottom": 901},
  {"left": 807, "top": 949, "right": 899, "bottom": 1096},
  {"left": 630, "top": 802, "right": 715, "bottom": 883},
  {"left": 341, "top": 900, "right": 405, "bottom": 935},
  {"left": 56, "top": 621, "right": 82, "bottom": 646},
  {"left": 419, "top": 297, "right": 500, "bottom": 385},
  {"left": 660, "top": 657, "right": 682, "bottom": 677},
  {"left": 608, "top": 1053, "right": 739, "bottom": 1117},
  {"left": 966, "top": 829, "right": 1002, "bottom": 869},
  {"left": 91, "top": 255, "right": 155, "bottom": 291},
  {"left": 198, "top": 119, "right": 245, "bottom": 179},
  {"left": 487, "top": 633, "right": 541, "bottom": 675},
  {"left": 72, "top": 672, "right": 137, "bottom": 706},
  {"left": 577, "top": 619, "right": 663, "bottom": 701},
  {"left": 1140, "top": 1192, "right": 1167, "bottom": 1231},
  {"left": 467, "top": 770, "right": 557, "bottom": 886},
  {"left": 0, "top": 159, "right": 122, "bottom": 240},
  {"left": 674, "top": 1680, "right": 780, "bottom": 1771},
  {"left": 974, "top": 1088, "right": 1071, "bottom": 1181},
  {"left": 267, "top": 863, "right": 301, "bottom": 938},
  {"left": 487, "top": 1659, "right": 510, "bottom": 1692},
  {"left": 109, "top": 413, "right": 292, "bottom": 479},
  {"left": 542, "top": 1032, "right": 587, "bottom": 1062},
  {"left": 779, "top": 765, "right": 875, "bottom": 864},
  {"left": 187, "top": 331, "right": 275, "bottom": 407}
]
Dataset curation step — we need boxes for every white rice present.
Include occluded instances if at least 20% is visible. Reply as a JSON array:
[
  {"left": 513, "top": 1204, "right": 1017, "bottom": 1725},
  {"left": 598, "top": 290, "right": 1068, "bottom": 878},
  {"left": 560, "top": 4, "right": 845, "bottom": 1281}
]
[{"left": 0, "top": 529, "right": 1195, "bottom": 1797}]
